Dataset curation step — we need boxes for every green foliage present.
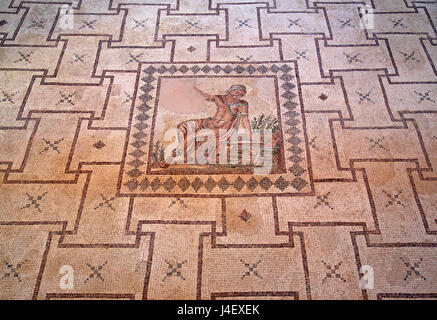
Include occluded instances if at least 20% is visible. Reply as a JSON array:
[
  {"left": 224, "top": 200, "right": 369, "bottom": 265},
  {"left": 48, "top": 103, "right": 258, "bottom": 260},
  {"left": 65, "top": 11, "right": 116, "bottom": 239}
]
[
  {"left": 151, "top": 140, "right": 165, "bottom": 163},
  {"left": 251, "top": 114, "right": 279, "bottom": 133}
]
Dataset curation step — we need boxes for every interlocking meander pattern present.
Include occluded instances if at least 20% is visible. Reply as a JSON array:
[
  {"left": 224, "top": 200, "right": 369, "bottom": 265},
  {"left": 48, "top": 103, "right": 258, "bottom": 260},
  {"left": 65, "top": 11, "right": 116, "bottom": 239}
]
[{"left": 0, "top": 0, "right": 437, "bottom": 300}]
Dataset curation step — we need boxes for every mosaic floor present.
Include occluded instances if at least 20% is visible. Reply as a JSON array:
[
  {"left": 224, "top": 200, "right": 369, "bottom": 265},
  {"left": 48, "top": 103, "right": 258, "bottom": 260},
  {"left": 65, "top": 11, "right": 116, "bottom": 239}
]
[{"left": 1, "top": 0, "right": 437, "bottom": 300}]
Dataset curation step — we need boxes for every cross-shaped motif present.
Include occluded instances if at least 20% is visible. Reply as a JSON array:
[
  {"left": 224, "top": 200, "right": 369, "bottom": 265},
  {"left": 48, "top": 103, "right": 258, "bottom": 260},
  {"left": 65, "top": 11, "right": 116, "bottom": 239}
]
[
  {"left": 126, "top": 52, "right": 143, "bottom": 64},
  {"left": 122, "top": 91, "right": 133, "bottom": 104},
  {"left": 27, "top": 18, "right": 45, "bottom": 29},
  {"left": 236, "top": 18, "right": 251, "bottom": 29},
  {"left": 28, "top": 19, "right": 46, "bottom": 29},
  {"left": 14, "top": 51, "right": 33, "bottom": 64},
  {"left": 79, "top": 20, "right": 97, "bottom": 30},
  {"left": 400, "top": 257, "right": 426, "bottom": 281},
  {"left": 0, "top": 90, "right": 20, "bottom": 104},
  {"left": 321, "top": 261, "right": 347, "bottom": 283},
  {"left": 21, "top": 192, "right": 48, "bottom": 213},
  {"left": 389, "top": 18, "right": 407, "bottom": 29},
  {"left": 355, "top": 91, "right": 375, "bottom": 104},
  {"left": 39, "top": 138, "right": 64, "bottom": 154},
  {"left": 382, "top": 190, "right": 406, "bottom": 208},
  {"left": 169, "top": 197, "right": 188, "bottom": 208},
  {"left": 400, "top": 50, "right": 420, "bottom": 62},
  {"left": 132, "top": 19, "right": 148, "bottom": 29},
  {"left": 337, "top": 18, "right": 354, "bottom": 29},
  {"left": 287, "top": 18, "right": 301, "bottom": 28},
  {"left": 240, "top": 259, "right": 262, "bottom": 279},
  {"left": 365, "top": 136, "right": 388, "bottom": 151},
  {"left": 185, "top": 20, "right": 202, "bottom": 31},
  {"left": 313, "top": 192, "right": 334, "bottom": 210},
  {"left": 308, "top": 136, "right": 319, "bottom": 150},
  {"left": 236, "top": 55, "right": 252, "bottom": 62},
  {"left": 295, "top": 49, "right": 309, "bottom": 61},
  {"left": 414, "top": 90, "right": 435, "bottom": 104},
  {"left": 56, "top": 91, "right": 75, "bottom": 105},
  {"left": 84, "top": 261, "right": 107, "bottom": 283},
  {"left": 1, "top": 261, "right": 25, "bottom": 282},
  {"left": 343, "top": 52, "right": 363, "bottom": 64},
  {"left": 72, "top": 53, "right": 86, "bottom": 64},
  {"left": 94, "top": 193, "right": 116, "bottom": 211},
  {"left": 162, "top": 260, "right": 187, "bottom": 281}
]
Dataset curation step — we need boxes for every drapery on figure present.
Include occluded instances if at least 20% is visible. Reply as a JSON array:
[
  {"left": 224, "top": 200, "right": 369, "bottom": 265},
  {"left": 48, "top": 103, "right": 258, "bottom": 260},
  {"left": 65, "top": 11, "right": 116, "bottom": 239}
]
[{"left": 172, "top": 84, "right": 253, "bottom": 165}]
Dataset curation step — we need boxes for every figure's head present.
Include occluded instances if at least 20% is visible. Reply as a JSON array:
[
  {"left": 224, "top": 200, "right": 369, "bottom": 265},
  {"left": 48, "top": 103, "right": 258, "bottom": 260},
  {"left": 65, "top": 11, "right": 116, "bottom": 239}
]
[{"left": 225, "top": 85, "right": 247, "bottom": 99}]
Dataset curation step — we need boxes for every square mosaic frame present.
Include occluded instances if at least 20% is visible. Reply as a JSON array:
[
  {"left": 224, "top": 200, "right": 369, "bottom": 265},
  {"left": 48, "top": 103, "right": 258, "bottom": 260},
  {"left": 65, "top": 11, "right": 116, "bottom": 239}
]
[{"left": 120, "top": 62, "right": 310, "bottom": 196}]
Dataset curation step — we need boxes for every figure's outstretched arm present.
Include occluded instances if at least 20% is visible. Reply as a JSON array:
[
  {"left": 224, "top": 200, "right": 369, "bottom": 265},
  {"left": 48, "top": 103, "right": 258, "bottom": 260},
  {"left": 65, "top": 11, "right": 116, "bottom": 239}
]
[{"left": 193, "top": 86, "right": 214, "bottom": 100}]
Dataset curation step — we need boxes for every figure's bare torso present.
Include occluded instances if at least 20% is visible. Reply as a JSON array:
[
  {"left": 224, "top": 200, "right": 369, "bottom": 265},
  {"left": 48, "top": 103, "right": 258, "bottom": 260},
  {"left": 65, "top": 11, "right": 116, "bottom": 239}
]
[{"left": 208, "top": 95, "right": 247, "bottom": 129}]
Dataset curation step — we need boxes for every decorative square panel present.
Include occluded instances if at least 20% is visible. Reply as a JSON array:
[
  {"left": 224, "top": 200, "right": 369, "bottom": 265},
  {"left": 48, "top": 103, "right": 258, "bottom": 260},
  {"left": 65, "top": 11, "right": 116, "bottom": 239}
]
[{"left": 120, "top": 62, "right": 310, "bottom": 196}]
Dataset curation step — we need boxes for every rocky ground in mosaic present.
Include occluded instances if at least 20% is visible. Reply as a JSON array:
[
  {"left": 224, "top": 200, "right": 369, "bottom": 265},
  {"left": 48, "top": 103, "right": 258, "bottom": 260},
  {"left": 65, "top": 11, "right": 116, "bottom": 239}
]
[{"left": 1, "top": 0, "right": 437, "bottom": 300}]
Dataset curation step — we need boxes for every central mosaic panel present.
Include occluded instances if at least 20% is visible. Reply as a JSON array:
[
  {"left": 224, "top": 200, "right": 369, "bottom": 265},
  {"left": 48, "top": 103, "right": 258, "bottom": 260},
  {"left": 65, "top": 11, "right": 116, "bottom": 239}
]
[{"left": 120, "top": 62, "right": 310, "bottom": 196}]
